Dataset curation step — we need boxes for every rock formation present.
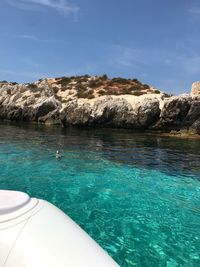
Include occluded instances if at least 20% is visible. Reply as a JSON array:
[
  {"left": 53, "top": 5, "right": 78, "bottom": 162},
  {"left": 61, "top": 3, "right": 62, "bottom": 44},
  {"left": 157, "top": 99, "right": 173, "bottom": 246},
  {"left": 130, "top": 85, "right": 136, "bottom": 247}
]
[
  {"left": 191, "top": 81, "right": 200, "bottom": 96},
  {"left": 0, "top": 76, "right": 199, "bottom": 136}
]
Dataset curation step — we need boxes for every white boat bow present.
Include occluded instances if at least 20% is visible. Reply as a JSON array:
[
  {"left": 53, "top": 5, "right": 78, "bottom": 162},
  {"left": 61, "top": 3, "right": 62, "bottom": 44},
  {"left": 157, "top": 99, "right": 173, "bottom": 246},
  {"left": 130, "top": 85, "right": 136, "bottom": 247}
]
[{"left": 0, "top": 190, "right": 119, "bottom": 267}]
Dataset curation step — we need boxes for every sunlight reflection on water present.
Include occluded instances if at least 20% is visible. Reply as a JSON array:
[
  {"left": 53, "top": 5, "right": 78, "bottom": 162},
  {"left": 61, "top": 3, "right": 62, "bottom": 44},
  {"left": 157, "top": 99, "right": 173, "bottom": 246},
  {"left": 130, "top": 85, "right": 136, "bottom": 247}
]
[{"left": 0, "top": 123, "right": 200, "bottom": 266}]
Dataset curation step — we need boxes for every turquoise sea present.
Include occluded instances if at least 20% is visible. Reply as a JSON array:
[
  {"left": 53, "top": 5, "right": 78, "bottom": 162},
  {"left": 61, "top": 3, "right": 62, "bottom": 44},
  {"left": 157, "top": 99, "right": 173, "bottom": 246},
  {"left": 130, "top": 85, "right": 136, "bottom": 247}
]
[{"left": 0, "top": 122, "right": 200, "bottom": 267}]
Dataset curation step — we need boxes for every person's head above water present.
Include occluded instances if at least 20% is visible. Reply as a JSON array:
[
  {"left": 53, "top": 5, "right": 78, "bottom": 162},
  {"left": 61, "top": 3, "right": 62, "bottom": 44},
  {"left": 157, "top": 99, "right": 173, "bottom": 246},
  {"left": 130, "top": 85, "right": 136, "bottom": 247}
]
[{"left": 56, "top": 150, "right": 61, "bottom": 159}]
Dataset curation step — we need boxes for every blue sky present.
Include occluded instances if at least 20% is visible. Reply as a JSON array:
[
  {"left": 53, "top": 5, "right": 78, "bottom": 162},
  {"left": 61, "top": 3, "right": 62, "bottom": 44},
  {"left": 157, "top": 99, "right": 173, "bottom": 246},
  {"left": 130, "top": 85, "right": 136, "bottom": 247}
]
[{"left": 0, "top": 0, "right": 200, "bottom": 94}]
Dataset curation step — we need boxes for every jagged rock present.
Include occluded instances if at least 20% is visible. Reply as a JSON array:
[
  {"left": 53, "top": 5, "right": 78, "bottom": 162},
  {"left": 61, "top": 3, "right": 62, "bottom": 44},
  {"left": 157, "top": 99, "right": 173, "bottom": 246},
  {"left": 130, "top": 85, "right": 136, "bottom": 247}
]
[
  {"left": 33, "top": 96, "right": 60, "bottom": 121},
  {"left": 60, "top": 100, "right": 92, "bottom": 126},
  {"left": 22, "top": 106, "right": 34, "bottom": 121},
  {"left": 37, "top": 81, "right": 54, "bottom": 97},
  {"left": 190, "top": 119, "right": 200, "bottom": 134},
  {"left": 0, "top": 77, "right": 199, "bottom": 136},
  {"left": 137, "top": 97, "right": 160, "bottom": 127},
  {"left": 191, "top": 81, "right": 200, "bottom": 95},
  {"left": 184, "top": 96, "right": 200, "bottom": 126},
  {"left": 152, "top": 95, "right": 192, "bottom": 130},
  {"left": 0, "top": 105, "right": 23, "bottom": 121},
  {"left": 38, "top": 109, "right": 61, "bottom": 125},
  {"left": 91, "top": 97, "right": 138, "bottom": 127},
  {"left": 60, "top": 96, "right": 161, "bottom": 129}
]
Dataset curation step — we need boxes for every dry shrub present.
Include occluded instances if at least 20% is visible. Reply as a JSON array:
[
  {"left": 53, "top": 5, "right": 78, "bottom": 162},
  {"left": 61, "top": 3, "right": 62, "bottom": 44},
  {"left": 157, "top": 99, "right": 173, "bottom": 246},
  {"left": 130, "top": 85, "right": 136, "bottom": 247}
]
[
  {"left": 77, "top": 89, "right": 94, "bottom": 99},
  {"left": 132, "top": 91, "right": 144, "bottom": 96},
  {"left": 52, "top": 87, "right": 59, "bottom": 94}
]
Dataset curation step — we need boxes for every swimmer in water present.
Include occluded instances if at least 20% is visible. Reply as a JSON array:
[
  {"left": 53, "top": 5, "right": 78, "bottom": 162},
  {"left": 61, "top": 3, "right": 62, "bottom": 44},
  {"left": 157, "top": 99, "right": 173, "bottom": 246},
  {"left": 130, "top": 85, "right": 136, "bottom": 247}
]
[{"left": 56, "top": 150, "right": 61, "bottom": 160}]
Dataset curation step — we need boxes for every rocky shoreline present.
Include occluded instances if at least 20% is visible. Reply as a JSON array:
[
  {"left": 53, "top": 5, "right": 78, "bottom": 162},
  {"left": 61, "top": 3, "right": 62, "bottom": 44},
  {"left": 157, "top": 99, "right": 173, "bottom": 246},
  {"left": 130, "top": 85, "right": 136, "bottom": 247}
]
[{"left": 0, "top": 76, "right": 199, "bottom": 136}]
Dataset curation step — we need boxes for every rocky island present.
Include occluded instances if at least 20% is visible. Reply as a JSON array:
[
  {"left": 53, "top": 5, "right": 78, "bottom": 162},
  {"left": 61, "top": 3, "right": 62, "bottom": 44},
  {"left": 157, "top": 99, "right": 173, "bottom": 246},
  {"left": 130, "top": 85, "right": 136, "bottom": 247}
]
[{"left": 0, "top": 75, "right": 199, "bottom": 136}]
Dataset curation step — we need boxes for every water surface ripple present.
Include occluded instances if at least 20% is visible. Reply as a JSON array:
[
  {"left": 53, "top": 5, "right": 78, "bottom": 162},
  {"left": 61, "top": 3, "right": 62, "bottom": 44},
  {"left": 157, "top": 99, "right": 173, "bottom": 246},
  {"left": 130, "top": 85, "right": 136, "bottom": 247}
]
[{"left": 0, "top": 123, "right": 200, "bottom": 267}]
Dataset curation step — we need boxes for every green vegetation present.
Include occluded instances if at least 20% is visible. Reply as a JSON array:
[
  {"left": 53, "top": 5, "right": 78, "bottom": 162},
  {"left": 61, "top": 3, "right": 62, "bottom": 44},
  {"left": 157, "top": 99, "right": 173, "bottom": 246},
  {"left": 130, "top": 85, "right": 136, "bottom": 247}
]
[
  {"left": 98, "top": 89, "right": 106, "bottom": 96},
  {"left": 143, "top": 84, "right": 150, "bottom": 89},
  {"left": 75, "top": 83, "right": 85, "bottom": 91},
  {"left": 129, "top": 85, "right": 142, "bottom": 91},
  {"left": 111, "top": 77, "right": 130, "bottom": 84},
  {"left": 79, "top": 76, "right": 89, "bottom": 82},
  {"left": 88, "top": 79, "right": 103, "bottom": 88},
  {"left": 132, "top": 91, "right": 144, "bottom": 96},
  {"left": 32, "top": 75, "right": 152, "bottom": 98},
  {"left": 0, "top": 81, "right": 17, "bottom": 85},
  {"left": 59, "top": 77, "right": 71, "bottom": 87},
  {"left": 101, "top": 74, "right": 108, "bottom": 80},
  {"left": 77, "top": 89, "right": 94, "bottom": 99},
  {"left": 132, "top": 78, "right": 142, "bottom": 84},
  {"left": 0, "top": 80, "right": 8, "bottom": 83}
]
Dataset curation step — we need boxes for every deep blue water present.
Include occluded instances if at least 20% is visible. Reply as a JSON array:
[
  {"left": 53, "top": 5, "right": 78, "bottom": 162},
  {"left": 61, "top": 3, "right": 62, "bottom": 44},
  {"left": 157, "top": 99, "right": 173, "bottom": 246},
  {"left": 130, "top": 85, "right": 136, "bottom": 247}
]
[{"left": 0, "top": 122, "right": 200, "bottom": 267}]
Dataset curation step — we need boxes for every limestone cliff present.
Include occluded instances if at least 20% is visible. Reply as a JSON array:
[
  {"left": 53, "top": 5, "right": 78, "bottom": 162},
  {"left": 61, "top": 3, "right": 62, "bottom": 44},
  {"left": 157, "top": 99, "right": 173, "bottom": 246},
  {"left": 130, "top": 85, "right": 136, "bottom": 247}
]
[{"left": 0, "top": 75, "right": 199, "bottom": 135}]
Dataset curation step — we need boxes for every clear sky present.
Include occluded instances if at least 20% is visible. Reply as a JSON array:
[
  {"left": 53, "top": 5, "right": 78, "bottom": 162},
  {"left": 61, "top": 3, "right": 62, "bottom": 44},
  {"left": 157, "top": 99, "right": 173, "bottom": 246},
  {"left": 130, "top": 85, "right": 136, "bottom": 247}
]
[{"left": 0, "top": 0, "right": 200, "bottom": 94}]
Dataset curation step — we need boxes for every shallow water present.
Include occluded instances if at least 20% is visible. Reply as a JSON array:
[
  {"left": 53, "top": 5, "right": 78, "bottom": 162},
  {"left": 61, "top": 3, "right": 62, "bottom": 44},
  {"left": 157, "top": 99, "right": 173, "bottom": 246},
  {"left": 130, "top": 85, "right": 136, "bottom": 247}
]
[{"left": 0, "top": 122, "right": 200, "bottom": 267}]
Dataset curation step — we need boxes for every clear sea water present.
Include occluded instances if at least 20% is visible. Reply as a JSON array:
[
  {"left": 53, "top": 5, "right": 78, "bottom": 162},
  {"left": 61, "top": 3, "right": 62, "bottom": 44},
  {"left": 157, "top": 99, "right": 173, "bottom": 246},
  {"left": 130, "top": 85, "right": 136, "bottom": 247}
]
[{"left": 0, "top": 122, "right": 200, "bottom": 267}]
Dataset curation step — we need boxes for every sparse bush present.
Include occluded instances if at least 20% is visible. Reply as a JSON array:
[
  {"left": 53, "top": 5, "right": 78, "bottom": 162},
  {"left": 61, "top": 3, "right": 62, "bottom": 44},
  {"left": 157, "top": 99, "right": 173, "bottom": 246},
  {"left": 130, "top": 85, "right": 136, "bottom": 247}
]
[
  {"left": 154, "top": 90, "right": 160, "bottom": 94},
  {"left": 52, "top": 86, "right": 59, "bottom": 94},
  {"left": 163, "top": 93, "right": 172, "bottom": 98},
  {"left": 75, "top": 83, "right": 85, "bottom": 91},
  {"left": 22, "top": 95, "right": 28, "bottom": 100},
  {"left": 101, "top": 74, "right": 108, "bottom": 80},
  {"left": 59, "top": 77, "right": 71, "bottom": 87},
  {"left": 147, "top": 89, "right": 154, "bottom": 93},
  {"left": 111, "top": 77, "right": 130, "bottom": 84},
  {"left": 143, "top": 84, "right": 150, "bottom": 89},
  {"left": 123, "top": 88, "right": 133, "bottom": 94},
  {"left": 77, "top": 89, "right": 94, "bottom": 99},
  {"left": 0, "top": 80, "right": 8, "bottom": 83},
  {"left": 75, "top": 76, "right": 83, "bottom": 80},
  {"left": 34, "top": 92, "right": 41, "bottom": 98},
  {"left": 80, "top": 76, "right": 89, "bottom": 82},
  {"left": 108, "top": 80, "right": 114, "bottom": 86},
  {"left": 105, "top": 88, "right": 121, "bottom": 95},
  {"left": 6, "top": 88, "right": 11, "bottom": 94},
  {"left": 27, "top": 83, "right": 37, "bottom": 89},
  {"left": 129, "top": 85, "right": 142, "bottom": 91},
  {"left": 76, "top": 80, "right": 82, "bottom": 85},
  {"left": 87, "top": 93, "right": 94, "bottom": 99},
  {"left": 132, "top": 78, "right": 142, "bottom": 84},
  {"left": 88, "top": 79, "right": 102, "bottom": 88},
  {"left": 98, "top": 89, "right": 106, "bottom": 95},
  {"left": 132, "top": 91, "right": 144, "bottom": 96}
]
